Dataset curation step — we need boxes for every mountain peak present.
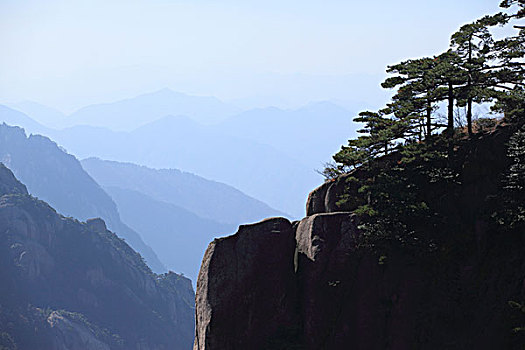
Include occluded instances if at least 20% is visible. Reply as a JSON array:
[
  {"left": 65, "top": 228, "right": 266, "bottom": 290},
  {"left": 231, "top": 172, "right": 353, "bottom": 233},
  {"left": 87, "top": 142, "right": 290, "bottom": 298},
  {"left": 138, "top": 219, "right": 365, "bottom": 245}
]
[
  {"left": 146, "top": 87, "right": 184, "bottom": 98},
  {"left": 300, "top": 100, "right": 349, "bottom": 114},
  {"left": 66, "top": 89, "right": 239, "bottom": 130},
  {"left": 0, "top": 163, "right": 28, "bottom": 196}
]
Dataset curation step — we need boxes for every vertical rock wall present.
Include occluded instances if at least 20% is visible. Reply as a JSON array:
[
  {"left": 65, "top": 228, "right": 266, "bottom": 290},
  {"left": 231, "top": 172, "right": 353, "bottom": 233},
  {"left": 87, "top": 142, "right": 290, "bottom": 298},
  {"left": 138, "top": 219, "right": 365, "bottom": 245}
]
[{"left": 194, "top": 126, "right": 525, "bottom": 349}]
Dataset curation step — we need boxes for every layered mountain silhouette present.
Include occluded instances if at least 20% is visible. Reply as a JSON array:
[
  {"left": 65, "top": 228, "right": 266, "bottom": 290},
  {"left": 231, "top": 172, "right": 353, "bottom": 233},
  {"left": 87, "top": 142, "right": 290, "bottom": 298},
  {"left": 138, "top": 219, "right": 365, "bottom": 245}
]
[
  {"left": 0, "top": 116, "right": 289, "bottom": 279},
  {"left": 212, "top": 101, "right": 356, "bottom": 165},
  {"left": 7, "top": 101, "right": 67, "bottom": 129},
  {"left": 1, "top": 92, "right": 357, "bottom": 217},
  {"left": 65, "top": 88, "right": 240, "bottom": 129},
  {"left": 0, "top": 105, "right": 49, "bottom": 136},
  {"left": 81, "top": 158, "right": 284, "bottom": 225},
  {"left": 60, "top": 115, "right": 315, "bottom": 217},
  {"left": 0, "top": 123, "right": 165, "bottom": 272},
  {"left": 103, "top": 186, "right": 233, "bottom": 282},
  {"left": 82, "top": 158, "right": 285, "bottom": 279},
  {"left": 0, "top": 163, "right": 194, "bottom": 349}
]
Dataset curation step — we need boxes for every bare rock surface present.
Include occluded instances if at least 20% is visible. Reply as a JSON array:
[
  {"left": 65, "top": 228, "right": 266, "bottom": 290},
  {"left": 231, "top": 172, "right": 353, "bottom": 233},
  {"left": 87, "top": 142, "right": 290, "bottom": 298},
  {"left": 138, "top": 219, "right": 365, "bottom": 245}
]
[
  {"left": 47, "top": 311, "right": 111, "bottom": 350},
  {"left": 194, "top": 125, "right": 525, "bottom": 350},
  {"left": 194, "top": 217, "right": 298, "bottom": 350}
]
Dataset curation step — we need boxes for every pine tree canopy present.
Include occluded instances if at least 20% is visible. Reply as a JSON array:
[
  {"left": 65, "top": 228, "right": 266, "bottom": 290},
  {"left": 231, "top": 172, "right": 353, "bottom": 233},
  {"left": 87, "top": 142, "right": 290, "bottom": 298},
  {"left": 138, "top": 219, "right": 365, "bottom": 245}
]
[{"left": 329, "top": 0, "right": 525, "bottom": 174}]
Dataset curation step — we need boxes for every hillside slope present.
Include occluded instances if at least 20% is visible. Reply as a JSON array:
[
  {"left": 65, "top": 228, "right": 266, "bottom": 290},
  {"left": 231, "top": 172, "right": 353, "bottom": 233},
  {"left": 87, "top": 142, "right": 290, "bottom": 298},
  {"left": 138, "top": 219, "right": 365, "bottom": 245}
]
[
  {"left": 52, "top": 115, "right": 315, "bottom": 217},
  {"left": 104, "top": 185, "right": 235, "bottom": 281},
  {"left": 0, "top": 124, "right": 165, "bottom": 272},
  {"left": 81, "top": 158, "right": 285, "bottom": 225},
  {"left": 0, "top": 164, "right": 195, "bottom": 350},
  {"left": 82, "top": 158, "right": 288, "bottom": 280}
]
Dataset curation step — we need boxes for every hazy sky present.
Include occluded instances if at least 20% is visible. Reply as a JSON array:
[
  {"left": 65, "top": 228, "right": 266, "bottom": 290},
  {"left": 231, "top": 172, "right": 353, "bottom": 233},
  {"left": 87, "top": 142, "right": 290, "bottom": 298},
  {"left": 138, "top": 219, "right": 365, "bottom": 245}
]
[{"left": 1, "top": 0, "right": 502, "bottom": 112}]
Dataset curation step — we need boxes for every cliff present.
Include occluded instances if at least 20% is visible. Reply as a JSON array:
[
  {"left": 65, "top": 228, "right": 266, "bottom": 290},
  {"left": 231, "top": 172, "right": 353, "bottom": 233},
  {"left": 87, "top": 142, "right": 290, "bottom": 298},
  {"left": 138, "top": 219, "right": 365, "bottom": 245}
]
[
  {"left": 0, "top": 164, "right": 195, "bottom": 350},
  {"left": 194, "top": 124, "right": 525, "bottom": 349}
]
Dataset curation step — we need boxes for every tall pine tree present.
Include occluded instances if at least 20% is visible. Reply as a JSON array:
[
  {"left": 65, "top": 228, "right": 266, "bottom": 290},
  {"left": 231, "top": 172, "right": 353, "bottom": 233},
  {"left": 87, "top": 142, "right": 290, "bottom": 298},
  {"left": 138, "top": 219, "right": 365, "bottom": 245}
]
[{"left": 450, "top": 17, "right": 497, "bottom": 135}]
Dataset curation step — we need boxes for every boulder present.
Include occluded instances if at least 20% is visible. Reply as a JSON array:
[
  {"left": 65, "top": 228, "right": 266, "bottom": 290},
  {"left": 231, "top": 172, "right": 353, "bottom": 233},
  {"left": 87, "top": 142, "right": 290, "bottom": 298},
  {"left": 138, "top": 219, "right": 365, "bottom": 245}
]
[
  {"left": 194, "top": 217, "right": 299, "bottom": 350},
  {"left": 86, "top": 218, "right": 107, "bottom": 233},
  {"left": 306, "top": 173, "right": 362, "bottom": 216}
]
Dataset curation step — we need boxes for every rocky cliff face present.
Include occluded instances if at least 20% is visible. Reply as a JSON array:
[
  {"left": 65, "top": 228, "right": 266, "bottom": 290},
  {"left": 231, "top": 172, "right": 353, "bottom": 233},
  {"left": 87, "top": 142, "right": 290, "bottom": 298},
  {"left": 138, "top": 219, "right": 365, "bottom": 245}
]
[
  {"left": 194, "top": 125, "right": 525, "bottom": 350},
  {"left": 194, "top": 218, "right": 298, "bottom": 350},
  {"left": 0, "top": 164, "right": 195, "bottom": 350}
]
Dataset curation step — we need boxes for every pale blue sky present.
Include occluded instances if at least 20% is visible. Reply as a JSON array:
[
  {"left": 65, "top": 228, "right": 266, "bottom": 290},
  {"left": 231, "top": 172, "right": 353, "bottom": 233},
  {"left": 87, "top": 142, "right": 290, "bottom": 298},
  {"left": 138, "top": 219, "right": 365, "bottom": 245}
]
[{"left": 0, "top": 0, "right": 505, "bottom": 112}]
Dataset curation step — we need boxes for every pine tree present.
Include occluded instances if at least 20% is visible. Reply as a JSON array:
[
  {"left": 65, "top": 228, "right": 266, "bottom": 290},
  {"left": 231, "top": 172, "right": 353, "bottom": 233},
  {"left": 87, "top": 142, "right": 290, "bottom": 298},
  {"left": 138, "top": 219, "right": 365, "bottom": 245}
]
[
  {"left": 333, "top": 111, "right": 399, "bottom": 170},
  {"left": 489, "top": 3, "right": 525, "bottom": 121},
  {"left": 330, "top": 0, "right": 524, "bottom": 175},
  {"left": 382, "top": 51, "right": 467, "bottom": 138},
  {"left": 500, "top": 0, "right": 525, "bottom": 19},
  {"left": 450, "top": 17, "right": 497, "bottom": 135},
  {"left": 381, "top": 58, "right": 440, "bottom": 137},
  {"left": 450, "top": 7, "right": 524, "bottom": 131},
  {"left": 433, "top": 51, "right": 467, "bottom": 135}
]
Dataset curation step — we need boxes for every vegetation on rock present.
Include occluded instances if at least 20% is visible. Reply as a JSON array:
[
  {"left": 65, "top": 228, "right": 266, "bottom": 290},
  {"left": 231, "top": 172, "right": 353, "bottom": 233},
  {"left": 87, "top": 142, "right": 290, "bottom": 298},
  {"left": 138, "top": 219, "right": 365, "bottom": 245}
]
[
  {"left": 328, "top": 0, "right": 524, "bottom": 176},
  {"left": 324, "top": 1, "right": 525, "bottom": 342},
  {"left": 326, "top": 1, "right": 525, "bottom": 253},
  {"left": 193, "top": 2, "right": 525, "bottom": 349}
]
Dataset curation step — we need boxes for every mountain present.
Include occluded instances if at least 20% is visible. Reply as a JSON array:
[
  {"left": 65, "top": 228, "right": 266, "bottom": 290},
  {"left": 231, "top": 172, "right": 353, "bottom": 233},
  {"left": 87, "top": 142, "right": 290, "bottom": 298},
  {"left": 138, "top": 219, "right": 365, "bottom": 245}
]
[
  {"left": 103, "top": 186, "right": 234, "bottom": 281},
  {"left": 6, "top": 101, "right": 67, "bottom": 128},
  {"left": 193, "top": 124, "right": 525, "bottom": 349},
  {"left": 0, "top": 100, "right": 355, "bottom": 217},
  {"left": 48, "top": 115, "right": 315, "bottom": 217},
  {"left": 0, "top": 123, "right": 165, "bottom": 272},
  {"left": 212, "top": 101, "right": 357, "bottom": 169},
  {"left": 0, "top": 164, "right": 194, "bottom": 349},
  {"left": 65, "top": 88, "right": 240, "bottom": 130},
  {"left": 81, "top": 158, "right": 288, "bottom": 280},
  {"left": 0, "top": 105, "right": 50, "bottom": 135},
  {"left": 81, "top": 158, "right": 285, "bottom": 225}
]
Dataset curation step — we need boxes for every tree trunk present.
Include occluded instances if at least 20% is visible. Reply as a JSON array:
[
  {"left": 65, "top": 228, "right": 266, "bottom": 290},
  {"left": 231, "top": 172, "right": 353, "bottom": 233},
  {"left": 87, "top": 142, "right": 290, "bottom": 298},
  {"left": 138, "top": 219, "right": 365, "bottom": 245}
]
[
  {"left": 447, "top": 82, "right": 454, "bottom": 136},
  {"left": 467, "top": 39, "right": 473, "bottom": 136},
  {"left": 426, "top": 99, "right": 432, "bottom": 138},
  {"left": 467, "top": 97, "right": 473, "bottom": 136}
]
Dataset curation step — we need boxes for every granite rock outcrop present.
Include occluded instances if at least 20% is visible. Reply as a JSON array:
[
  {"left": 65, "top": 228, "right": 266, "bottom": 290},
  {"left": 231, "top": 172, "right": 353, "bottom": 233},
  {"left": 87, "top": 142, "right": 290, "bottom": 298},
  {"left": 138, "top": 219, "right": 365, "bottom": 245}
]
[{"left": 194, "top": 125, "right": 525, "bottom": 350}]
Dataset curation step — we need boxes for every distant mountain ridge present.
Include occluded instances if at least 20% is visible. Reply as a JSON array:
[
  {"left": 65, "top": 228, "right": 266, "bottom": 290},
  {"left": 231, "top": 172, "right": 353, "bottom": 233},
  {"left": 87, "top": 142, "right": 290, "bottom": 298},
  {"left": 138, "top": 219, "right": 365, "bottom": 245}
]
[
  {"left": 0, "top": 103, "right": 314, "bottom": 217},
  {"left": 82, "top": 158, "right": 287, "bottom": 280},
  {"left": 0, "top": 106, "right": 49, "bottom": 135},
  {"left": 104, "top": 185, "right": 235, "bottom": 281},
  {"left": 0, "top": 94, "right": 358, "bottom": 217},
  {"left": 81, "top": 157, "right": 285, "bottom": 225},
  {"left": 64, "top": 88, "right": 241, "bottom": 130},
  {"left": 40, "top": 114, "right": 314, "bottom": 217},
  {"left": 7, "top": 100, "right": 66, "bottom": 128},
  {"left": 0, "top": 123, "right": 165, "bottom": 272},
  {"left": 212, "top": 101, "right": 356, "bottom": 167}
]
